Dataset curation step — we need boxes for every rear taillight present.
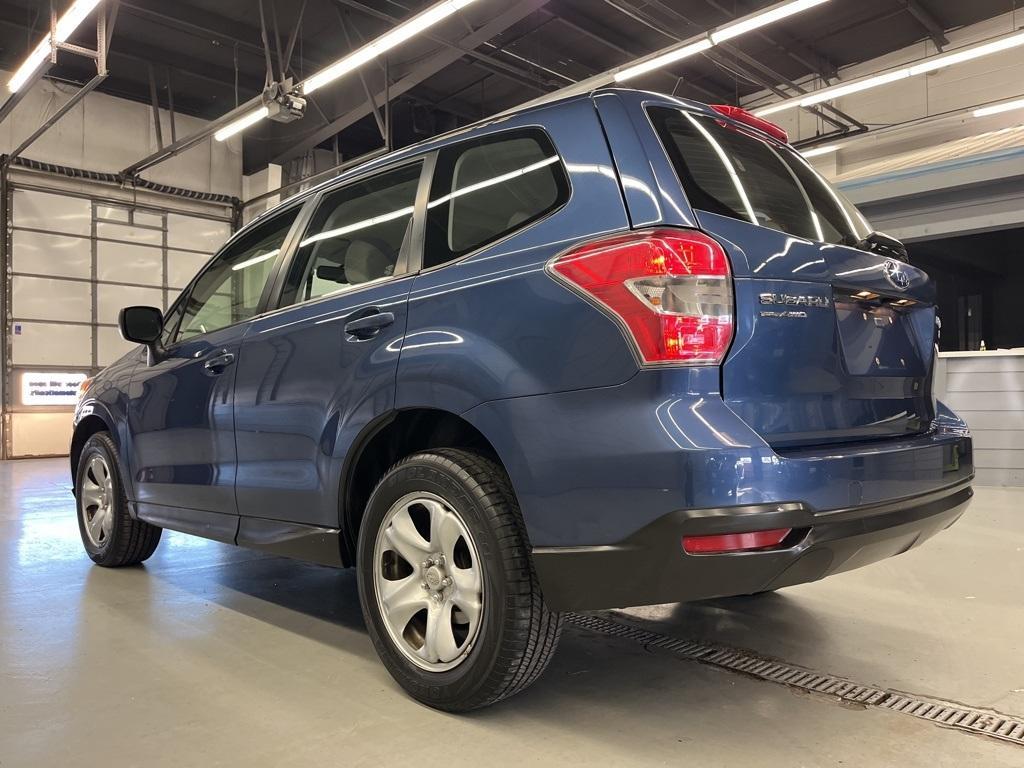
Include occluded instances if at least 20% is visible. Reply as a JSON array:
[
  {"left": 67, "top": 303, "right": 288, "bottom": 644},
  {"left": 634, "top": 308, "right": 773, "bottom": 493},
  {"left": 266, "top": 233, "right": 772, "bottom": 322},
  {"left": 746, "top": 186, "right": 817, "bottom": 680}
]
[
  {"left": 682, "top": 528, "right": 792, "bottom": 555},
  {"left": 548, "top": 229, "right": 734, "bottom": 365}
]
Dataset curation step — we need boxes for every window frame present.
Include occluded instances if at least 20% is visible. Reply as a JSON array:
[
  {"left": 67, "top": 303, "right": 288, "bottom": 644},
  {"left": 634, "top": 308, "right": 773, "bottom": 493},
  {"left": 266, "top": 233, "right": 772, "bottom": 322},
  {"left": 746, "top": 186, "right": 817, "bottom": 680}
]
[
  {"left": 163, "top": 198, "right": 312, "bottom": 348},
  {"left": 268, "top": 154, "right": 435, "bottom": 312}
]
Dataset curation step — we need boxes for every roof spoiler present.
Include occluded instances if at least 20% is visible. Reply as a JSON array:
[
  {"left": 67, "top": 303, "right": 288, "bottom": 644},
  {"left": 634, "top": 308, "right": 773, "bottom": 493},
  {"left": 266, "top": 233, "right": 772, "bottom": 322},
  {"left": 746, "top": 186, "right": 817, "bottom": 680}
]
[{"left": 710, "top": 104, "right": 789, "bottom": 144}]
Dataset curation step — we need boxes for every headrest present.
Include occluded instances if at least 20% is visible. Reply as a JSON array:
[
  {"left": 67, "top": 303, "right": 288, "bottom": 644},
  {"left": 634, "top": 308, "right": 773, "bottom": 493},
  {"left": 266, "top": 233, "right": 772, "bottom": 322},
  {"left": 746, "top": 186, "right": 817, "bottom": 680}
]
[{"left": 344, "top": 240, "right": 392, "bottom": 284}]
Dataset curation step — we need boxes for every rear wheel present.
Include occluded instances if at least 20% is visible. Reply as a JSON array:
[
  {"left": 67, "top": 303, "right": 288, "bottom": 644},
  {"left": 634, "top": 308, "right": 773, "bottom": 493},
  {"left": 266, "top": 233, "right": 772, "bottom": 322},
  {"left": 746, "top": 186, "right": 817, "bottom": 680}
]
[
  {"left": 75, "top": 432, "right": 161, "bottom": 566},
  {"left": 357, "top": 448, "right": 562, "bottom": 711}
]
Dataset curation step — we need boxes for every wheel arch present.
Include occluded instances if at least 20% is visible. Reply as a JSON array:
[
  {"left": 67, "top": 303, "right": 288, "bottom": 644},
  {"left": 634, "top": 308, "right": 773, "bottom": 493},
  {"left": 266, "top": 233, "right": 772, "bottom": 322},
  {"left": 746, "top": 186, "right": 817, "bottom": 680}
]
[
  {"left": 69, "top": 410, "right": 123, "bottom": 496},
  {"left": 340, "top": 407, "right": 502, "bottom": 565}
]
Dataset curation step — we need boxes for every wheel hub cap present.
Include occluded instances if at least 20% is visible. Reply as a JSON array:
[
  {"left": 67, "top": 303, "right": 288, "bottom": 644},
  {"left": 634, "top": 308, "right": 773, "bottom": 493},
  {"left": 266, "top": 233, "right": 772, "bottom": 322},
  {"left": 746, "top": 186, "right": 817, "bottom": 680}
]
[
  {"left": 424, "top": 564, "right": 444, "bottom": 591},
  {"left": 373, "top": 492, "right": 484, "bottom": 673}
]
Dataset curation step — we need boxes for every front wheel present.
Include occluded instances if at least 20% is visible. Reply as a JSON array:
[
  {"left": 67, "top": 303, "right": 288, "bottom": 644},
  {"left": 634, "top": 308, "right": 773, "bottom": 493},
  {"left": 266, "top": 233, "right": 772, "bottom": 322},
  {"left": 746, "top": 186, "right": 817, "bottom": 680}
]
[
  {"left": 75, "top": 432, "right": 162, "bottom": 566},
  {"left": 357, "top": 448, "right": 562, "bottom": 711}
]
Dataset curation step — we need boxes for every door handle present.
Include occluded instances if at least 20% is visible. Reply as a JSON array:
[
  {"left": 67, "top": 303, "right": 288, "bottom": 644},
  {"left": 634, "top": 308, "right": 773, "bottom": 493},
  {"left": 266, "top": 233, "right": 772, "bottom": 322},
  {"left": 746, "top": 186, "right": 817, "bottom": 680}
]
[
  {"left": 344, "top": 311, "right": 395, "bottom": 340},
  {"left": 203, "top": 351, "right": 236, "bottom": 374}
]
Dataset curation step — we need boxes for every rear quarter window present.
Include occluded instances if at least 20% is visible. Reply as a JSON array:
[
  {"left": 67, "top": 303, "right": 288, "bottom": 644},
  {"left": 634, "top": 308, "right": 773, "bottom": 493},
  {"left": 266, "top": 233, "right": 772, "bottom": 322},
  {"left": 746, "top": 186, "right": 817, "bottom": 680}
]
[{"left": 424, "top": 129, "right": 570, "bottom": 269}]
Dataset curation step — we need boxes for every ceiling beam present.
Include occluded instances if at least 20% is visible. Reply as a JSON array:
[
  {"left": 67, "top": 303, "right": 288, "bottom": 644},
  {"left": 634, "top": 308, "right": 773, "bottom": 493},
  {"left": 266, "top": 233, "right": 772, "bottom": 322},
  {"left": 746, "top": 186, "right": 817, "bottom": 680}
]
[
  {"left": 330, "top": 0, "right": 564, "bottom": 92},
  {"left": 546, "top": 0, "right": 735, "bottom": 101},
  {"left": 898, "top": 0, "right": 948, "bottom": 51},
  {"left": 646, "top": 0, "right": 839, "bottom": 81},
  {"left": 271, "top": 0, "right": 550, "bottom": 166}
]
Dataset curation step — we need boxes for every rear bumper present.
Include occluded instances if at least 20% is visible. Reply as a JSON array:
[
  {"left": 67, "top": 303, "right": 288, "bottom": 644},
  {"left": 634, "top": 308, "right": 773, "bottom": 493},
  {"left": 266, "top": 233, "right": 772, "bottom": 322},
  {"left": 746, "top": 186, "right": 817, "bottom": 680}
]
[{"left": 532, "top": 479, "right": 972, "bottom": 611}]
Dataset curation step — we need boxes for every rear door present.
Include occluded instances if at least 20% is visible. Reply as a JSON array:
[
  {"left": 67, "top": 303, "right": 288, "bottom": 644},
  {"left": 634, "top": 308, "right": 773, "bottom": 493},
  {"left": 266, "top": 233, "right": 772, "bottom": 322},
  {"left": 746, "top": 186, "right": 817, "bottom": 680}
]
[
  {"left": 231, "top": 159, "right": 426, "bottom": 527},
  {"left": 647, "top": 106, "right": 937, "bottom": 447},
  {"left": 126, "top": 206, "right": 302, "bottom": 527}
]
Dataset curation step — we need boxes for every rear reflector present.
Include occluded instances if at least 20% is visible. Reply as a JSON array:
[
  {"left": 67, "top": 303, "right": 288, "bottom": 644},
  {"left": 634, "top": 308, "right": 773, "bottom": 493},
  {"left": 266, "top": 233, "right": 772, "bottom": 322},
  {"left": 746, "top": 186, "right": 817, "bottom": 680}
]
[
  {"left": 548, "top": 229, "right": 734, "bottom": 365},
  {"left": 682, "top": 528, "right": 792, "bottom": 554},
  {"left": 710, "top": 104, "right": 789, "bottom": 144}
]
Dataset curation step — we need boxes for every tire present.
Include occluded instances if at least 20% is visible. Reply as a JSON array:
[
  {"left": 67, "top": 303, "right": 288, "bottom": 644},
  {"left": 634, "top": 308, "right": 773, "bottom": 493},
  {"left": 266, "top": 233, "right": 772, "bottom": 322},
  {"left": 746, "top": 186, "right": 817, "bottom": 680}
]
[
  {"left": 75, "top": 432, "right": 162, "bottom": 567},
  {"left": 357, "top": 448, "right": 562, "bottom": 711}
]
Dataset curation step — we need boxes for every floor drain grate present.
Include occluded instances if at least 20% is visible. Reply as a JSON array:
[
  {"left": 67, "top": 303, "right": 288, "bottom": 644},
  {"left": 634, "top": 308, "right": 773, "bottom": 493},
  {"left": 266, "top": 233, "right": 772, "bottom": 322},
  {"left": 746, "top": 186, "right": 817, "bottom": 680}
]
[{"left": 567, "top": 613, "right": 1024, "bottom": 748}]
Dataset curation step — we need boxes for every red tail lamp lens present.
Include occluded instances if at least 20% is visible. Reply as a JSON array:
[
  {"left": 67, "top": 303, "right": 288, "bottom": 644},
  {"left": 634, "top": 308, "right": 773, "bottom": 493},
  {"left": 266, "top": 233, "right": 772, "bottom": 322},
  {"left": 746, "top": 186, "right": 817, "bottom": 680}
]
[
  {"left": 682, "top": 528, "right": 793, "bottom": 555},
  {"left": 549, "top": 229, "right": 733, "bottom": 365}
]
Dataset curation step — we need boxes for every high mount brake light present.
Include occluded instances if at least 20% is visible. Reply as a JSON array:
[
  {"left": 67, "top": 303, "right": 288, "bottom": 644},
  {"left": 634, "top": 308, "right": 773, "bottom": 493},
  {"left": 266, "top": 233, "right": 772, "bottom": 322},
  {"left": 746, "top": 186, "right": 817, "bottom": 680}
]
[
  {"left": 549, "top": 229, "right": 734, "bottom": 366},
  {"left": 710, "top": 104, "right": 789, "bottom": 144}
]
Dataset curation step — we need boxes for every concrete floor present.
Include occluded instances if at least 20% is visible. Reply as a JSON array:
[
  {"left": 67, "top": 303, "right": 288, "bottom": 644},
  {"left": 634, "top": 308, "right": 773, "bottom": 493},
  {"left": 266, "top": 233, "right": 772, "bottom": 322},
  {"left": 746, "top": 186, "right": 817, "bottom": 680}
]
[{"left": 1, "top": 458, "right": 1022, "bottom": 767}]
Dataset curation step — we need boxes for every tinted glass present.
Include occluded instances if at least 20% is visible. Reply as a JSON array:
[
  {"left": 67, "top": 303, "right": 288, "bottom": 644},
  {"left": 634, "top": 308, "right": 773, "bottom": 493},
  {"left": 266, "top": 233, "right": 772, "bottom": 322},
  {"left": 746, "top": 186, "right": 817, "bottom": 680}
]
[
  {"left": 649, "top": 106, "right": 866, "bottom": 245},
  {"left": 424, "top": 130, "right": 569, "bottom": 268},
  {"left": 281, "top": 162, "right": 421, "bottom": 305},
  {"left": 176, "top": 208, "right": 298, "bottom": 341}
]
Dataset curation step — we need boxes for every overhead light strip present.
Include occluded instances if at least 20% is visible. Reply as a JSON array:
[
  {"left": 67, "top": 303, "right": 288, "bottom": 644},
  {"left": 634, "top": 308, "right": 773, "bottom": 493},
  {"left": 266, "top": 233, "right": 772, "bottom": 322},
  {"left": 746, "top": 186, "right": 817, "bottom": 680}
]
[
  {"left": 215, "top": 106, "right": 271, "bottom": 142},
  {"left": 215, "top": 0, "right": 480, "bottom": 142},
  {"left": 973, "top": 96, "right": 1024, "bottom": 117},
  {"left": 614, "top": 0, "right": 830, "bottom": 83},
  {"left": 8, "top": 0, "right": 104, "bottom": 92},
  {"left": 755, "top": 29, "right": 1024, "bottom": 117},
  {"left": 800, "top": 144, "right": 841, "bottom": 158}
]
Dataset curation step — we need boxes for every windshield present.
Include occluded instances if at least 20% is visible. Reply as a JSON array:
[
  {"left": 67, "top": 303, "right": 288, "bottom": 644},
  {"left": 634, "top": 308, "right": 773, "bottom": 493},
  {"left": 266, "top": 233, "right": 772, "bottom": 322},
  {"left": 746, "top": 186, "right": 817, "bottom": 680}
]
[{"left": 648, "top": 105, "right": 871, "bottom": 245}]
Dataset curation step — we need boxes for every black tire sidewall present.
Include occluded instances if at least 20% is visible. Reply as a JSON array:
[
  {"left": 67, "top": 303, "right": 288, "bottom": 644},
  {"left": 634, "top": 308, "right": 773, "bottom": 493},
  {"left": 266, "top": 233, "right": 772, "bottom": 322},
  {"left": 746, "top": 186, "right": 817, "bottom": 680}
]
[
  {"left": 356, "top": 454, "right": 512, "bottom": 709},
  {"left": 75, "top": 433, "right": 129, "bottom": 564}
]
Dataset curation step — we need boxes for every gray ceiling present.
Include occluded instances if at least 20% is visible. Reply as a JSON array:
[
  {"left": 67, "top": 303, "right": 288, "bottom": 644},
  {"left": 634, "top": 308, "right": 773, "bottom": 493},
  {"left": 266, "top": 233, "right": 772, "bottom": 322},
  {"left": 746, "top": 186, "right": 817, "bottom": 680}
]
[{"left": 0, "top": 0, "right": 1016, "bottom": 174}]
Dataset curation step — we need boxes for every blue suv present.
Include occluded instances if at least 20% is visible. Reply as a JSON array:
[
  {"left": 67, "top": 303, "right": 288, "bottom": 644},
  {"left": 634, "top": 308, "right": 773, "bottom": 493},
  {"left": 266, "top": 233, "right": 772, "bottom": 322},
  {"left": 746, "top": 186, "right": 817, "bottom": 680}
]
[{"left": 71, "top": 88, "right": 973, "bottom": 711}]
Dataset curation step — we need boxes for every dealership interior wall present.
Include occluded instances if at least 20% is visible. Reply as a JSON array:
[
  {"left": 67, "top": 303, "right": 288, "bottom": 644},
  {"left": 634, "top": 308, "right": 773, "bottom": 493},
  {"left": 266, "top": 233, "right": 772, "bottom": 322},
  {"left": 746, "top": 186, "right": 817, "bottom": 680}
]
[{"left": 1, "top": 2, "right": 1023, "bottom": 766}]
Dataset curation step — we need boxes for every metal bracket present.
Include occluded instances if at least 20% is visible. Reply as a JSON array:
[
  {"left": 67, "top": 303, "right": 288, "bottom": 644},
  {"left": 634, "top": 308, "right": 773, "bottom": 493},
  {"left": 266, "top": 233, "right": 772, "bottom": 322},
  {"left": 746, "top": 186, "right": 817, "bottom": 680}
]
[{"left": 0, "top": 0, "right": 116, "bottom": 161}]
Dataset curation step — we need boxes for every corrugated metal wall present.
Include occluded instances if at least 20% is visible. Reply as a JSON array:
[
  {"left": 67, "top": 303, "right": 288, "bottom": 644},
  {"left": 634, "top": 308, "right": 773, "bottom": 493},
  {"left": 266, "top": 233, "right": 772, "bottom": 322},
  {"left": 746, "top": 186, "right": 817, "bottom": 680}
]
[{"left": 941, "top": 353, "right": 1024, "bottom": 486}]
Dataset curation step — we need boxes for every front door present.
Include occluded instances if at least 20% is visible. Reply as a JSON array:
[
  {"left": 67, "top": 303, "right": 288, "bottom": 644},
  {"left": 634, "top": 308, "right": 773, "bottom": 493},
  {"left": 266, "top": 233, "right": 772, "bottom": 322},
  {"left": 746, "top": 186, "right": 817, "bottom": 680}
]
[
  {"left": 125, "top": 206, "right": 302, "bottom": 529},
  {"left": 232, "top": 160, "right": 425, "bottom": 527}
]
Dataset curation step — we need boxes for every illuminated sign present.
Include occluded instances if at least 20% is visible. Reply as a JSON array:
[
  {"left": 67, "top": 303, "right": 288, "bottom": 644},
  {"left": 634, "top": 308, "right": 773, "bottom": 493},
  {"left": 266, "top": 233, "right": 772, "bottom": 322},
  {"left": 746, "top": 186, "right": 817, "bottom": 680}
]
[{"left": 20, "top": 371, "right": 87, "bottom": 407}]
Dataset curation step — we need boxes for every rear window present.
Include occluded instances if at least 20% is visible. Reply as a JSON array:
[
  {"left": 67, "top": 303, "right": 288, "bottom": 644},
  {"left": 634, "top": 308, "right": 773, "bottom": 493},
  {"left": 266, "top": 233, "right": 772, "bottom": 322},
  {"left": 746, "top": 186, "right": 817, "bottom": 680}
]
[
  {"left": 648, "top": 106, "right": 869, "bottom": 245},
  {"left": 424, "top": 129, "right": 570, "bottom": 268}
]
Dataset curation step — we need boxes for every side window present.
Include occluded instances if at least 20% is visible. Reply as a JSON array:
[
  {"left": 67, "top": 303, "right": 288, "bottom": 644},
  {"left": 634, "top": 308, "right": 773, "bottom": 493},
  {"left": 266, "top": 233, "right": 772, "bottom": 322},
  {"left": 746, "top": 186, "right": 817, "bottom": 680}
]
[
  {"left": 280, "top": 162, "right": 422, "bottom": 306},
  {"left": 424, "top": 130, "right": 570, "bottom": 269},
  {"left": 176, "top": 208, "right": 299, "bottom": 341}
]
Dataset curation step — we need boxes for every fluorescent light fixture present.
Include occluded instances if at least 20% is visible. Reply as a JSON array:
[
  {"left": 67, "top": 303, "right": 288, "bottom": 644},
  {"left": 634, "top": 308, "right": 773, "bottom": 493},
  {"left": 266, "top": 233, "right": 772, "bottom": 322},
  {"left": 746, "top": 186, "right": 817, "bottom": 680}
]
[
  {"left": 8, "top": 0, "right": 103, "bottom": 92},
  {"left": 615, "top": 39, "right": 713, "bottom": 82},
  {"left": 800, "top": 144, "right": 840, "bottom": 158},
  {"left": 303, "top": 0, "right": 480, "bottom": 95},
  {"left": 908, "top": 30, "right": 1024, "bottom": 75},
  {"left": 800, "top": 68, "right": 911, "bottom": 107},
  {"left": 973, "top": 97, "right": 1024, "bottom": 118},
  {"left": 616, "top": 0, "right": 830, "bottom": 83},
  {"left": 213, "top": 0, "right": 479, "bottom": 141},
  {"left": 754, "top": 30, "right": 1024, "bottom": 117},
  {"left": 232, "top": 248, "right": 280, "bottom": 271},
  {"left": 215, "top": 106, "right": 270, "bottom": 142},
  {"left": 710, "top": 0, "right": 829, "bottom": 44}
]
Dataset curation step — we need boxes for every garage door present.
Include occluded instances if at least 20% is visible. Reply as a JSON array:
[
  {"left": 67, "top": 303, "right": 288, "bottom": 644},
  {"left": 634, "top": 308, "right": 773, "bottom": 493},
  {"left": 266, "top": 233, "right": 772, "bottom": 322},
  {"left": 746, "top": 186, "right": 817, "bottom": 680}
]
[{"left": 3, "top": 181, "right": 234, "bottom": 458}]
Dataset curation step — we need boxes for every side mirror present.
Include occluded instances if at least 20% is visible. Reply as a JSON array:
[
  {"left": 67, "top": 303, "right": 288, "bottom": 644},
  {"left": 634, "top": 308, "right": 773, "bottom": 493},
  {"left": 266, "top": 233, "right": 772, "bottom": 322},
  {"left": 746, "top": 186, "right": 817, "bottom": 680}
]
[{"left": 119, "top": 305, "right": 163, "bottom": 344}]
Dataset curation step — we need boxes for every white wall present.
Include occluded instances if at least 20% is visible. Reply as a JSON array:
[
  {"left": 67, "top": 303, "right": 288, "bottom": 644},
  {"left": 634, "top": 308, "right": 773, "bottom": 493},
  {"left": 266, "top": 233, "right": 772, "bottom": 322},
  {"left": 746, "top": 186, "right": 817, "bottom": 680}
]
[
  {"left": 741, "top": 11, "right": 1024, "bottom": 182},
  {"left": 0, "top": 69, "right": 242, "bottom": 197}
]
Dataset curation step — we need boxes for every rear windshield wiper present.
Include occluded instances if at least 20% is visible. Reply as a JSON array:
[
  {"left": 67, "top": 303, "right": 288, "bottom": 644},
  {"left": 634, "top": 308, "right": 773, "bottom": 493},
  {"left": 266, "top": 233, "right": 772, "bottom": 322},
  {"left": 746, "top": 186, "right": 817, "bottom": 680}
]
[{"left": 842, "top": 231, "right": 909, "bottom": 263}]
